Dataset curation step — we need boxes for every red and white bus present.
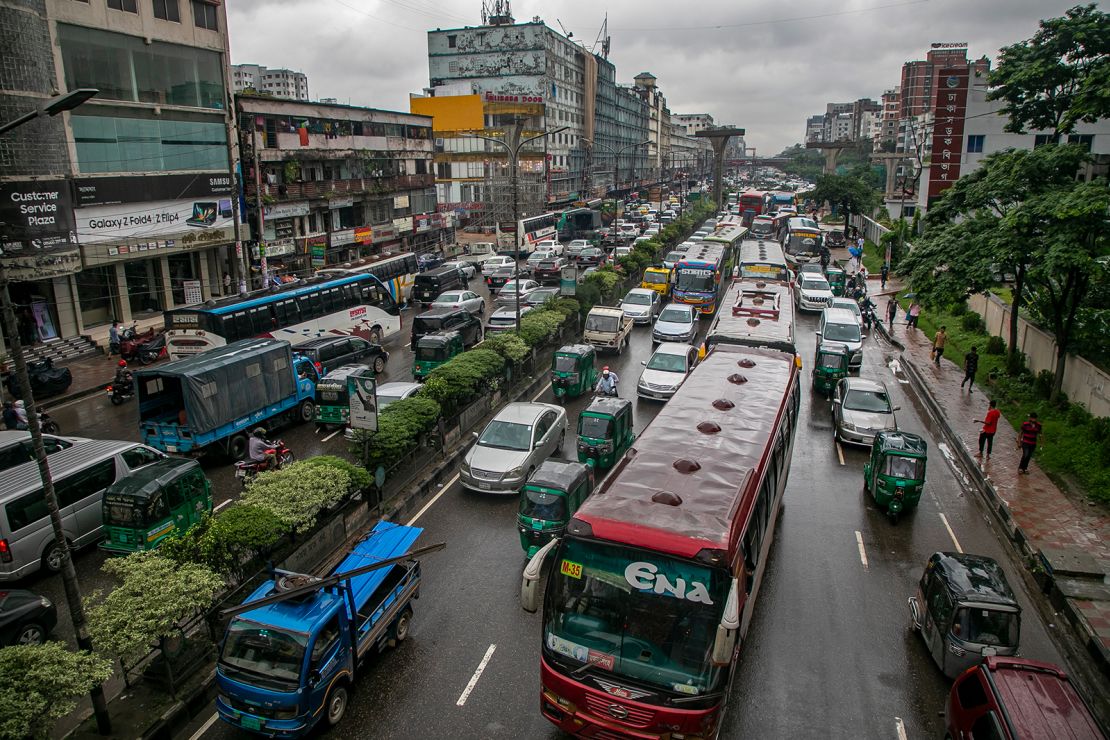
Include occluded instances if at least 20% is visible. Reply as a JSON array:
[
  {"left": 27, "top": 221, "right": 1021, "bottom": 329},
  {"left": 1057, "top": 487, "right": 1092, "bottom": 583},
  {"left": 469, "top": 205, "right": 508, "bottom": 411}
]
[{"left": 522, "top": 343, "right": 801, "bottom": 739}]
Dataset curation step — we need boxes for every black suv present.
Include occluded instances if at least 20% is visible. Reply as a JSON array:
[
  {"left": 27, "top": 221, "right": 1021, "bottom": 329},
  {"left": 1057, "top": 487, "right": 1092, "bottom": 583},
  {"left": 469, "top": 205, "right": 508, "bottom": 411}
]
[
  {"left": 412, "top": 265, "right": 466, "bottom": 305},
  {"left": 295, "top": 335, "right": 388, "bottom": 376},
  {"left": 410, "top": 306, "right": 484, "bottom": 349}
]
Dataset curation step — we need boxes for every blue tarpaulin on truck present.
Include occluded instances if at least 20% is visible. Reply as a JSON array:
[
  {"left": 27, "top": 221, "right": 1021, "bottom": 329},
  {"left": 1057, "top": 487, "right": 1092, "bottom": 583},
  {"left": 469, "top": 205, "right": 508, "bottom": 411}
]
[
  {"left": 135, "top": 338, "right": 297, "bottom": 436},
  {"left": 339, "top": 521, "right": 423, "bottom": 612}
]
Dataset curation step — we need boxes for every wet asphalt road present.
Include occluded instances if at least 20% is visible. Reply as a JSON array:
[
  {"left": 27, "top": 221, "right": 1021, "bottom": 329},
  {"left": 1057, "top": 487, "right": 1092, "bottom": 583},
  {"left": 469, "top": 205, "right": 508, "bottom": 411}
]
[
  {"left": 180, "top": 277, "right": 1075, "bottom": 740},
  {"left": 23, "top": 263, "right": 1074, "bottom": 739}
]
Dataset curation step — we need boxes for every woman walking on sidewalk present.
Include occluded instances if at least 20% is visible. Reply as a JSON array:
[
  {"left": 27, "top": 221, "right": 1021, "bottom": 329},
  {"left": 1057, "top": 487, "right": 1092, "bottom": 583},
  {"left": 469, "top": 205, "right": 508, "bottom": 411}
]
[
  {"left": 1017, "top": 412, "right": 1043, "bottom": 474},
  {"left": 907, "top": 301, "right": 921, "bottom": 329},
  {"left": 974, "top": 399, "right": 1001, "bottom": 460},
  {"left": 932, "top": 326, "right": 948, "bottom": 367}
]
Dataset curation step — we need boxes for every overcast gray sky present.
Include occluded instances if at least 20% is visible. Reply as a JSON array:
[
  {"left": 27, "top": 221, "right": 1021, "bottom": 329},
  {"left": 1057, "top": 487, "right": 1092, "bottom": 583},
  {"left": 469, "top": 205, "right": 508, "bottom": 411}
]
[{"left": 227, "top": 0, "right": 1080, "bottom": 155}]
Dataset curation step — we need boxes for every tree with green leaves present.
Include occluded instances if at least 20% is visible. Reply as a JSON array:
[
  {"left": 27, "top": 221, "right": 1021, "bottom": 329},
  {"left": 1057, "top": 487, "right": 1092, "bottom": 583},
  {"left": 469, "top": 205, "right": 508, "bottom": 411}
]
[
  {"left": 240, "top": 460, "right": 352, "bottom": 530},
  {"left": 0, "top": 642, "right": 113, "bottom": 739},
  {"left": 86, "top": 552, "right": 224, "bottom": 665},
  {"left": 807, "top": 170, "right": 880, "bottom": 227},
  {"left": 988, "top": 3, "right": 1110, "bottom": 137}
]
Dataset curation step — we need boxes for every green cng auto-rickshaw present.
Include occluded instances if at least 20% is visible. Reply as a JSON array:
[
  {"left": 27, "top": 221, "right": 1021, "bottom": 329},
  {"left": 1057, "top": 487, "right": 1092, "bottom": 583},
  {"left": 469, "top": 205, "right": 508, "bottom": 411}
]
[
  {"left": 517, "top": 460, "right": 594, "bottom": 558},
  {"left": 413, "top": 330, "right": 464, "bottom": 381},
  {"left": 101, "top": 457, "right": 212, "bottom": 554},
  {"left": 863, "top": 430, "right": 928, "bottom": 520},
  {"left": 315, "top": 364, "right": 374, "bottom": 426},
  {"left": 826, "top": 266, "right": 847, "bottom": 297},
  {"left": 812, "top": 341, "right": 851, "bottom": 398},
  {"left": 577, "top": 397, "right": 635, "bottom": 471},
  {"left": 551, "top": 344, "right": 598, "bottom": 404}
]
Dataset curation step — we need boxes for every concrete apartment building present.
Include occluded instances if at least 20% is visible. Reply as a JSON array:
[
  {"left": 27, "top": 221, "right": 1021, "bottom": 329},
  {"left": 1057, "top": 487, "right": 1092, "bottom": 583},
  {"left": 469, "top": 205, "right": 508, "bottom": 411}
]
[
  {"left": 805, "top": 114, "right": 825, "bottom": 143},
  {"left": 630, "top": 72, "right": 673, "bottom": 181},
  {"left": 672, "top": 113, "right": 714, "bottom": 136},
  {"left": 237, "top": 96, "right": 448, "bottom": 273},
  {"left": 231, "top": 64, "right": 310, "bottom": 101},
  {"left": 0, "top": 0, "right": 240, "bottom": 355}
]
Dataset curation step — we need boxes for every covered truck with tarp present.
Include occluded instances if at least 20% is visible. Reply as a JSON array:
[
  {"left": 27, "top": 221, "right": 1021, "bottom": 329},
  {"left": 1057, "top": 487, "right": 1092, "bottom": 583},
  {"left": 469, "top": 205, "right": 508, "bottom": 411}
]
[{"left": 136, "top": 338, "right": 319, "bottom": 459}]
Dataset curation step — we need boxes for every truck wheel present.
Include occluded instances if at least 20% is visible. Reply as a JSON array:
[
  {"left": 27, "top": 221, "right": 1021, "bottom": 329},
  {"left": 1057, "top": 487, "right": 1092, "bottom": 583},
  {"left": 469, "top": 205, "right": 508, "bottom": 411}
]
[
  {"left": 228, "top": 433, "right": 249, "bottom": 461},
  {"left": 325, "top": 684, "right": 349, "bottom": 727},
  {"left": 392, "top": 606, "right": 413, "bottom": 643},
  {"left": 298, "top": 399, "right": 315, "bottom": 423}
]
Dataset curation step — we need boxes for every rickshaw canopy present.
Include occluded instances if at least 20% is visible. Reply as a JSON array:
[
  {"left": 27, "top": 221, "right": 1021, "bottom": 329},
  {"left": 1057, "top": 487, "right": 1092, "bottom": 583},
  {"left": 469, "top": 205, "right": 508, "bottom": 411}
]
[
  {"left": 926, "top": 552, "right": 1019, "bottom": 609},
  {"left": 105, "top": 456, "right": 201, "bottom": 502}
]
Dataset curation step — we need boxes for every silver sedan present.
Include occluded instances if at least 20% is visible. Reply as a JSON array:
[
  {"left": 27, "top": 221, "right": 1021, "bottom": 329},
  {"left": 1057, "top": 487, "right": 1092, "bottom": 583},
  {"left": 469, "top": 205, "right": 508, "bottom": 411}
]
[
  {"left": 832, "top": 377, "right": 900, "bottom": 447},
  {"left": 432, "top": 289, "right": 486, "bottom": 317}
]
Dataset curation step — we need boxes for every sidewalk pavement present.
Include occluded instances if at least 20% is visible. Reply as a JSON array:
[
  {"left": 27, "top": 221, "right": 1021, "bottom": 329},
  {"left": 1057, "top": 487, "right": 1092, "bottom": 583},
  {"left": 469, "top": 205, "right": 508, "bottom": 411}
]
[{"left": 878, "top": 298, "right": 1110, "bottom": 680}]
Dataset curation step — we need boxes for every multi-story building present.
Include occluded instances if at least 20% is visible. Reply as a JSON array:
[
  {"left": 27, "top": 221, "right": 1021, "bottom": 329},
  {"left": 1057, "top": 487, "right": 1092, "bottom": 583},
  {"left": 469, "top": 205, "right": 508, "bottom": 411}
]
[
  {"left": 424, "top": 15, "right": 654, "bottom": 216},
  {"left": 897, "top": 44, "right": 990, "bottom": 152},
  {"left": 817, "top": 99, "right": 880, "bottom": 143},
  {"left": 231, "top": 64, "right": 310, "bottom": 101},
  {"left": 672, "top": 113, "right": 714, "bottom": 137},
  {"left": 806, "top": 114, "right": 825, "bottom": 143},
  {"left": 875, "top": 88, "right": 900, "bottom": 149},
  {"left": 631, "top": 73, "right": 672, "bottom": 181},
  {"left": 237, "top": 96, "right": 446, "bottom": 274},
  {"left": 0, "top": 0, "right": 240, "bottom": 353}
]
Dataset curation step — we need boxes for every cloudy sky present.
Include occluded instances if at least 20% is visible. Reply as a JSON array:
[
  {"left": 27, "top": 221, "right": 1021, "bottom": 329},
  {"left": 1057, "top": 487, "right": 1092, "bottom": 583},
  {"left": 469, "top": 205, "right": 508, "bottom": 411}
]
[{"left": 228, "top": 0, "right": 1078, "bottom": 155}]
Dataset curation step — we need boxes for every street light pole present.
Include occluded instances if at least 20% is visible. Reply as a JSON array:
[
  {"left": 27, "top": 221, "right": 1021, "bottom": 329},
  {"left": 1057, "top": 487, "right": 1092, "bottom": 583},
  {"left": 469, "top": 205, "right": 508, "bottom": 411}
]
[
  {"left": 466, "top": 120, "right": 568, "bottom": 331},
  {"left": 0, "top": 90, "right": 112, "bottom": 735}
]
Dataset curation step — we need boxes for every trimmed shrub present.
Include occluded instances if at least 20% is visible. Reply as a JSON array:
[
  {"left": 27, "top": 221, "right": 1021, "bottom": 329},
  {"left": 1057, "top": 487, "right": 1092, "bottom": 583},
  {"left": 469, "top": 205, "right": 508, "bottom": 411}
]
[
  {"left": 985, "top": 335, "right": 1006, "bottom": 355},
  {"left": 358, "top": 395, "right": 441, "bottom": 467},
  {"left": 960, "top": 312, "right": 985, "bottom": 333},
  {"left": 241, "top": 461, "right": 351, "bottom": 529},
  {"left": 422, "top": 349, "right": 505, "bottom": 411},
  {"left": 300, "top": 455, "right": 372, "bottom": 493},
  {"left": 161, "top": 505, "right": 287, "bottom": 577},
  {"left": 519, "top": 309, "right": 567, "bottom": 347},
  {"left": 481, "top": 332, "right": 530, "bottom": 363}
]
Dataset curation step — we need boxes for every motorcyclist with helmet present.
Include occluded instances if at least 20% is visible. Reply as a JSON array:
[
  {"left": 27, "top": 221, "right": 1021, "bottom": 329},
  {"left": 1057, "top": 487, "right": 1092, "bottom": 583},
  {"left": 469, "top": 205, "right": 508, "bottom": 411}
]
[
  {"left": 594, "top": 366, "right": 620, "bottom": 396},
  {"left": 114, "top": 360, "right": 133, "bottom": 394},
  {"left": 249, "top": 427, "right": 278, "bottom": 471}
]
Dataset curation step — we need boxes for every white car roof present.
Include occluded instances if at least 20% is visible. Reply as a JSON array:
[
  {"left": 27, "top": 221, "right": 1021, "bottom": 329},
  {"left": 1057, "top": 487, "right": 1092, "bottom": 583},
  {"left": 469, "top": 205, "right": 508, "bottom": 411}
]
[
  {"left": 492, "top": 402, "right": 562, "bottom": 425},
  {"left": 651, "top": 342, "right": 693, "bottom": 356},
  {"left": 624, "top": 288, "right": 655, "bottom": 298}
]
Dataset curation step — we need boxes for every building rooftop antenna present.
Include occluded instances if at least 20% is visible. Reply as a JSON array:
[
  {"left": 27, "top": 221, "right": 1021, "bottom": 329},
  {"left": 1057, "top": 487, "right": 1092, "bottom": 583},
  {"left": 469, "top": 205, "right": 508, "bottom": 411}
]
[{"left": 481, "top": 0, "right": 514, "bottom": 26}]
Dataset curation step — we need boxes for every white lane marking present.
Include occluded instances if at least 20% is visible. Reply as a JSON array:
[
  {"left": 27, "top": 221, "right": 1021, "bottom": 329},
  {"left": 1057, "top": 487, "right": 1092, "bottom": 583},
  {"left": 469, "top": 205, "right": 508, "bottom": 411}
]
[
  {"left": 456, "top": 643, "right": 497, "bottom": 707},
  {"left": 936, "top": 442, "right": 971, "bottom": 490},
  {"left": 939, "top": 513, "right": 964, "bottom": 553},
  {"left": 214, "top": 499, "right": 232, "bottom": 512},
  {"left": 406, "top": 472, "right": 460, "bottom": 525},
  {"left": 855, "top": 530, "right": 869, "bottom": 570},
  {"left": 188, "top": 713, "right": 218, "bottom": 740},
  {"left": 836, "top": 442, "right": 845, "bottom": 466},
  {"left": 321, "top": 428, "right": 343, "bottom": 442},
  {"left": 532, "top": 382, "right": 552, "bottom": 402},
  {"left": 895, "top": 716, "right": 908, "bottom": 740}
]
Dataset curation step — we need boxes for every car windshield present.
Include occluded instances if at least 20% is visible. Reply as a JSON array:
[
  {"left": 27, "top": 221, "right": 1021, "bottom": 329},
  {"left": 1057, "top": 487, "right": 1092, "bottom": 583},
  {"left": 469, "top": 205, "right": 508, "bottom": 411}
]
[
  {"left": 521, "top": 487, "right": 567, "bottom": 521},
  {"left": 843, "top": 389, "right": 891, "bottom": 413},
  {"left": 646, "top": 352, "right": 687, "bottom": 373},
  {"left": 658, "top": 307, "right": 691, "bottom": 324},
  {"left": 478, "top": 419, "right": 532, "bottom": 451},
  {"left": 378, "top": 392, "right": 407, "bottom": 408},
  {"left": 953, "top": 607, "right": 1019, "bottom": 647},
  {"left": 802, "top": 277, "right": 830, "bottom": 292},
  {"left": 675, "top": 268, "right": 715, "bottom": 292},
  {"left": 543, "top": 538, "right": 727, "bottom": 697},
  {"left": 624, "top": 293, "right": 652, "bottom": 306},
  {"left": 824, "top": 322, "right": 861, "bottom": 342},
  {"left": 883, "top": 454, "right": 923, "bottom": 479},
  {"left": 220, "top": 619, "right": 307, "bottom": 690},
  {"left": 585, "top": 314, "right": 619, "bottom": 332},
  {"left": 578, "top": 415, "right": 612, "bottom": 439},
  {"left": 502, "top": 281, "right": 523, "bottom": 292}
]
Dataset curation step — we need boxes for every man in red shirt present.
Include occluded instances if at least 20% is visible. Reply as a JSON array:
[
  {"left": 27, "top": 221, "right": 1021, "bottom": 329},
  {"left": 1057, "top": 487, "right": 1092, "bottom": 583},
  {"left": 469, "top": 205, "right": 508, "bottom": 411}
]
[
  {"left": 1017, "top": 411, "right": 1043, "bottom": 474},
  {"left": 974, "top": 399, "right": 1001, "bottom": 460}
]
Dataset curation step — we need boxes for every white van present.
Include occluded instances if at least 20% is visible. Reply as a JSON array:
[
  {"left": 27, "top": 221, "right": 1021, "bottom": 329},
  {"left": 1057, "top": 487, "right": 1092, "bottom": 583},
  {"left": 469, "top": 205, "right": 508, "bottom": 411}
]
[
  {"left": 0, "top": 440, "right": 164, "bottom": 581},
  {"left": 817, "top": 307, "right": 864, "bottom": 371}
]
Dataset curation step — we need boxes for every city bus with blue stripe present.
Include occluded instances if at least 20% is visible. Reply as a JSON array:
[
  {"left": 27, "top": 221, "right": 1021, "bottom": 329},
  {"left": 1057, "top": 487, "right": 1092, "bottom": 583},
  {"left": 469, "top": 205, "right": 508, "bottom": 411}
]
[
  {"left": 673, "top": 242, "right": 729, "bottom": 315},
  {"left": 316, "top": 252, "right": 419, "bottom": 305},
  {"left": 164, "top": 273, "right": 401, "bottom": 360}
]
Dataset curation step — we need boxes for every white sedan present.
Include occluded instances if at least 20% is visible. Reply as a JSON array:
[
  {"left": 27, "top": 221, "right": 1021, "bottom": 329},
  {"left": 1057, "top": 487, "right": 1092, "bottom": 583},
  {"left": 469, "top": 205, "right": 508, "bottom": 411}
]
[
  {"left": 496, "top": 279, "right": 541, "bottom": 307},
  {"left": 432, "top": 289, "right": 486, "bottom": 317},
  {"left": 637, "top": 342, "right": 699, "bottom": 400}
]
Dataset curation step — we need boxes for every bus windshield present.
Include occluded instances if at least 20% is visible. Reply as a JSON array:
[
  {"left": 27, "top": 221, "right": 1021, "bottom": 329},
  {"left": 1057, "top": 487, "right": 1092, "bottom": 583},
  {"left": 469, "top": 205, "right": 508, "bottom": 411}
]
[
  {"left": 675, "top": 268, "right": 716, "bottom": 292},
  {"left": 220, "top": 618, "right": 307, "bottom": 691},
  {"left": 543, "top": 538, "right": 727, "bottom": 697},
  {"left": 740, "top": 264, "right": 790, "bottom": 281}
]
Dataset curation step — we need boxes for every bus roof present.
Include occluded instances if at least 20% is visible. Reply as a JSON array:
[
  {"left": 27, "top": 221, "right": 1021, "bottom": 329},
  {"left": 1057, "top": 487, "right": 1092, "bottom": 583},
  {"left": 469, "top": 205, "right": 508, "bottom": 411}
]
[
  {"left": 738, "top": 239, "right": 788, "bottom": 266},
  {"left": 707, "top": 280, "right": 796, "bottom": 354},
  {"left": 787, "top": 216, "right": 820, "bottom": 231},
  {"left": 192, "top": 274, "right": 377, "bottom": 316},
  {"left": 573, "top": 345, "right": 796, "bottom": 561},
  {"left": 740, "top": 190, "right": 764, "bottom": 199},
  {"left": 703, "top": 224, "right": 748, "bottom": 247},
  {"left": 677, "top": 242, "right": 726, "bottom": 268}
]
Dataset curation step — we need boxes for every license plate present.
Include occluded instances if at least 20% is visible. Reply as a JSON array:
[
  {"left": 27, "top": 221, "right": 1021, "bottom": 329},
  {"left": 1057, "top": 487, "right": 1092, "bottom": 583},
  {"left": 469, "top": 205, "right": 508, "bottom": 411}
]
[
  {"left": 235, "top": 469, "right": 245, "bottom": 477},
  {"left": 478, "top": 482, "right": 491, "bottom": 490},
  {"left": 165, "top": 445, "right": 177, "bottom": 453},
  {"left": 241, "top": 715, "right": 261, "bottom": 731}
]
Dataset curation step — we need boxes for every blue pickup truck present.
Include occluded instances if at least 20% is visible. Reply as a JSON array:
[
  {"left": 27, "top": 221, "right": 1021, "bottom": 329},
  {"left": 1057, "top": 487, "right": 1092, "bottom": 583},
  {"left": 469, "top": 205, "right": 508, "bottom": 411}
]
[
  {"left": 135, "top": 338, "right": 318, "bottom": 459},
  {"left": 215, "top": 521, "right": 431, "bottom": 737}
]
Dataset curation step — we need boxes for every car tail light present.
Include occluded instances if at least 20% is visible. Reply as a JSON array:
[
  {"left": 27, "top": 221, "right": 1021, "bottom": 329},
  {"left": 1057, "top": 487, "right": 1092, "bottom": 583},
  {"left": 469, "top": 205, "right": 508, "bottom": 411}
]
[{"left": 0, "top": 539, "right": 11, "bottom": 563}]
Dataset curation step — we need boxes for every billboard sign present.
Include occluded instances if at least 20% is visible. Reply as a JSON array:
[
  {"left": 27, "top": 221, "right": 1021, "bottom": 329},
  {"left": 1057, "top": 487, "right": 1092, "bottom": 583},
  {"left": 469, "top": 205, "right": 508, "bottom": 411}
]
[
  {"left": 73, "top": 173, "right": 233, "bottom": 207},
  {"left": 348, "top": 375, "right": 378, "bottom": 431},
  {"left": 0, "top": 180, "right": 81, "bottom": 280},
  {"left": 927, "top": 68, "right": 970, "bottom": 202},
  {"left": 75, "top": 197, "right": 235, "bottom": 244}
]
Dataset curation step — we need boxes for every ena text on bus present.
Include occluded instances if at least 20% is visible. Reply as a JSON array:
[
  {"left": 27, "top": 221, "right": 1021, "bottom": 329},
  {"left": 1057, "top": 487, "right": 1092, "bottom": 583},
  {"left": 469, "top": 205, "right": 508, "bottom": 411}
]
[
  {"left": 164, "top": 273, "right": 401, "bottom": 360},
  {"left": 672, "top": 242, "right": 729, "bottom": 315},
  {"left": 521, "top": 343, "right": 801, "bottom": 739}
]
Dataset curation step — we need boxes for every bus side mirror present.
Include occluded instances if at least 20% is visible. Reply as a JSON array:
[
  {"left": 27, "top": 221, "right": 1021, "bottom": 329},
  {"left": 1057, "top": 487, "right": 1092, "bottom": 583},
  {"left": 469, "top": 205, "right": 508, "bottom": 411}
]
[
  {"left": 711, "top": 577, "right": 740, "bottom": 665},
  {"left": 521, "top": 537, "right": 559, "bottom": 613}
]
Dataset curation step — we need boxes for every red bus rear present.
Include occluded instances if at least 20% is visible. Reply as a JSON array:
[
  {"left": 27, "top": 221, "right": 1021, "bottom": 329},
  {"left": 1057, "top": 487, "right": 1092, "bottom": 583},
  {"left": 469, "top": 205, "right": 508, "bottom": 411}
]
[
  {"left": 526, "top": 345, "right": 801, "bottom": 739},
  {"left": 738, "top": 190, "right": 765, "bottom": 226}
]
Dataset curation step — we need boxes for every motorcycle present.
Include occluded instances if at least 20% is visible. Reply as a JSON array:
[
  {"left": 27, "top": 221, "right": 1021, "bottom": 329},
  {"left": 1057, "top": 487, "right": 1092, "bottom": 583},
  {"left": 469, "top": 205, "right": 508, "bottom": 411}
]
[
  {"left": 234, "top": 441, "right": 295, "bottom": 487},
  {"left": 135, "top": 333, "right": 167, "bottom": 365},
  {"left": 3, "top": 358, "right": 73, "bottom": 399},
  {"left": 858, "top": 298, "right": 876, "bottom": 332},
  {"left": 119, "top": 324, "right": 157, "bottom": 361},
  {"left": 39, "top": 411, "right": 59, "bottom": 435},
  {"left": 106, "top": 378, "right": 134, "bottom": 405}
]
